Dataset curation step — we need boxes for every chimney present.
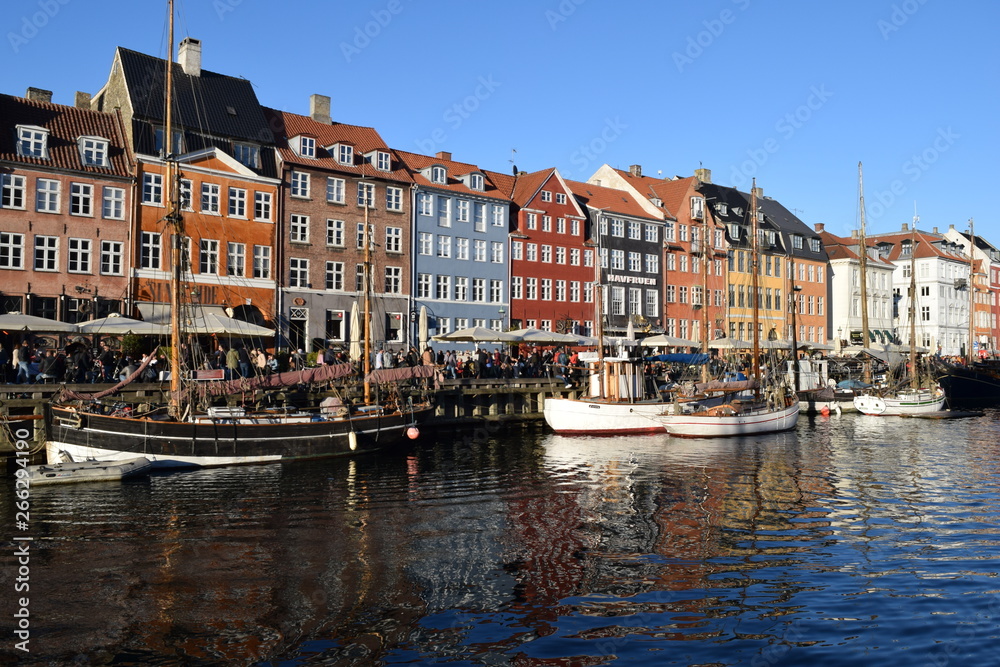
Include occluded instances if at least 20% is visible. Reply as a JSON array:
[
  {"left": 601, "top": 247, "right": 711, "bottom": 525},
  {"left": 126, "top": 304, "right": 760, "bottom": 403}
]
[
  {"left": 310, "top": 94, "right": 331, "bottom": 124},
  {"left": 752, "top": 186, "right": 763, "bottom": 199},
  {"left": 178, "top": 37, "right": 202, "bottom": 77},
  {"left": 75, "top": 91, "right": 91, "bottom": 110},
  {"left": 815, "top": 222, "right": 825, "bottom": 232},
  {"left": 932, "top": 226, "right": 938, "bottom": 234},
  {"left": 949, "top": 223, "right": 955, "bottom": 230},
  {"left": 436, "top": 151, "right": 451, "bottom": 161},
  {"left": 629, "top": 164, "right": 642, "bottom": 177},
  {"left": 694, "top": 167, "right": 712, "bottom": 183},
  {"left": 851, "top": 229, "right": 858, "bottom": 239},
  {"left": 901, "top": 222, "right": 909, "bottom": 231},
  {"left": 25, "top": 87, "right": 53, "bottom": 103}
]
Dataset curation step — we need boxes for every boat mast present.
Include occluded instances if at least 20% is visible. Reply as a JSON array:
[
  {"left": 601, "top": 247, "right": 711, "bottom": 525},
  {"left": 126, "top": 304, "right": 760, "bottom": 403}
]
[
  {"left": 908, "top": 224, "right": 918, "bottom": 390},
  {"left": 363, "top": 200, "right": 372, "bottom": 405},
  {"left": 165, "top": 0, "right": 184, "bottom": 419},
  {"left": 594, "top": 211, "right": 605, "bottom": 398},
  {"left": 857, "top": 162, "right": 871, "bottom": 383},
  {"left": 967, "top": 217, "right": 976, "bottom": 365},
  {"left": 750, "top": 179, "right": 761, "bottom": 398},
  {"left": 700, "top": 198, "right": 710, "bottom": 384}
]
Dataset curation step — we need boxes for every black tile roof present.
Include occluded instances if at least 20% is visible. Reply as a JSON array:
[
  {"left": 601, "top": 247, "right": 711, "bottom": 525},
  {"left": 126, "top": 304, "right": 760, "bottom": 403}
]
[{"left": 117, "top": 47, "right": 273, "bottom": 145}]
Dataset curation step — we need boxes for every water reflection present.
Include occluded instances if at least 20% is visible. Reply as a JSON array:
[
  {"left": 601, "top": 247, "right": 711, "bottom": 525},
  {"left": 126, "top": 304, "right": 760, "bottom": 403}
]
[{"left": 2, "top": 413, "right": 1000, "bottom": 664}]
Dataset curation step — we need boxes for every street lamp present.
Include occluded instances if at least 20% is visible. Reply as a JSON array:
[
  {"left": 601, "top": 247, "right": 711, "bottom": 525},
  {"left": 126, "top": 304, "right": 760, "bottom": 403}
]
[{"left": 498, "top": 306, "right": 506, "bottom": 330}]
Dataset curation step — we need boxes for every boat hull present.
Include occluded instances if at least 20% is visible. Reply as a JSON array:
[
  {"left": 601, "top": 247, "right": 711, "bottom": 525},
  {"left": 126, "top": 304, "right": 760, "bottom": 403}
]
[
  {"left": 654, "top": 401, "right": 800, "bottom": 438},
  {"left": 852, "top": 386, "right": 946, "bottom": 416},
  {"left": 44, "top": 403, "right": 433, "bottom": 468},
  {"left": 542, "top": 397, "right": 675, "bottom": 435},
  {"left": 935, "top": 364, "right": 1000, "bottom": 408}
]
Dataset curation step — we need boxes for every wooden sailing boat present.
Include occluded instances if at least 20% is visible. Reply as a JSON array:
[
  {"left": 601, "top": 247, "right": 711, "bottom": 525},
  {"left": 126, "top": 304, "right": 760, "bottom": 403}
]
[
  {"left": 933, "top": 218, "right": 1000, "bottom": 406},
  {"left": 44, "top": 1, "right": 434, "bottom": 467},
  {"left": 853, "top": 207, "right": 945, "bottom": 416},
  {"left": 542, "top": 204, "right": 707, "bottom": 435},
  {"left": 653, "top": 179, "right": 799, "bottom": 437}
]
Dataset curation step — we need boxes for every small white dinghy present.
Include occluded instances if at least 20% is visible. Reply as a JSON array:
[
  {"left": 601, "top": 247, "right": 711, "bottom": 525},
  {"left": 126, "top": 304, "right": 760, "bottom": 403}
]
[{"left": 28, "top": 457, "right": 154, "bottom": 486}]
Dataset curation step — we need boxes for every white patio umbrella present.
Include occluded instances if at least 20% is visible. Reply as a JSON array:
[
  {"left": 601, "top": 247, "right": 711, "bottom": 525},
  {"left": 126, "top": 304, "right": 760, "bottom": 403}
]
[
  {"left": 507, "top": 328, "right": 579, "bottom": 344},
  {"left": 183, "top": 311, "right": 273, "bottom": 337},
  {"left": 709, "top": 338, "right": 753, "bottom": 349},
  {"left": 76, "top": 314, "right": 169, "bottom": 336},
  {"left": 349, "top": 301, "right": 361, "bottom": 361},
  {"left": 0, "top": 312, "right": 78, "bottom": 333},
  {"left": 432, "top": 326, "right": 521, "bottom": 343},
  {"left": 639, "top": 334, "right": 699, "bottom": 347},
  {"left": 418, "top": 305, "right": 428, "bottom": 349}
]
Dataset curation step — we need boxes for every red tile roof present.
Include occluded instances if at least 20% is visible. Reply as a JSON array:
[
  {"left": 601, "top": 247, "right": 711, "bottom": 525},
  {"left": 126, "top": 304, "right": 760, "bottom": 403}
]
[
  {"left": 264, "top": 107, "right": 413, "bottom": 182},
  {"left": 818, "top": 229, "right": 895, "bottom": 267},
  {"left": 393, "top": 149, "right": 509, "bottom": 200},
  {"left": 867, "top": 229, "right": 969, "bottom": 262},
  {"left": 563, "top": 178, "right": 663, "bottom": 221},
  {"left": 0, "top": 93, "right": 132, "bottom": 178}
]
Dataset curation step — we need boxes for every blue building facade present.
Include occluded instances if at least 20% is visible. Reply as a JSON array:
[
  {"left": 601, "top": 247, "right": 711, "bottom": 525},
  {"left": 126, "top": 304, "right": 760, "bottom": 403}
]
[{"left": 397, "top": 150, "right": 511, "bottom": 349}]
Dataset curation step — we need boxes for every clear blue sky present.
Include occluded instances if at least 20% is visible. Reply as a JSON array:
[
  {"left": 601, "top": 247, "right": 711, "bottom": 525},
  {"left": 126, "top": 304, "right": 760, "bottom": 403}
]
[{"left": 5, "top": 0, "right": 997, "bottom": 241}]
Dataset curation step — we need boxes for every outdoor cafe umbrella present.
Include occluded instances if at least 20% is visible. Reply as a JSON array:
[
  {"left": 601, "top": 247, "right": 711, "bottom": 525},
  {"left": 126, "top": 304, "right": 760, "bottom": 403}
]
[
  {"left": 709, "top": 337, "right": 753, "bottom": 349},
  {"left": 76, "top": 314, "right": 169, "bottom": 336},
  {"left": 506, "top": 328, "right": 579, "bottom": 344},
  {"left": 0, "top": 312, "right": 78, "bottom": 333},
  {"left": 432, "top": 326, "right": 521, "bottom": 343},
  {"left": 418, "top": 305, "right": 428, "bottom": 349},
  {"left": 348, "top": 301, "right": 361, "bottom": 361},
  {"left": 639, "top": 333, "right": 699, "bottom": 347}
]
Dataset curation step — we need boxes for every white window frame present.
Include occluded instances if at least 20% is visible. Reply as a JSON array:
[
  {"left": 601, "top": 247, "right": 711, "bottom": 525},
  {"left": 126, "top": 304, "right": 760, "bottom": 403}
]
[
  {"left": 102, "top": 186, "right": 125, "bottom": 219},
  {"left": 78, "top": 136, "right": 109, "bottom": 167},
  {"left": 290, "top": 214, "right": 310, "bottom": 243},
  {"left": 70, "top": 182, "right": 93, "bottom": 216},
  {"left": 201, "top": 182, "right": 221, "bottom": 214},
  {"left": 100, "top": 240, "right": 123, "bottom": 275},
  {"left": 227, "top": 242, "right": 246, "bottom": 277},
  {"left": 0, "top": 232, "right": 25, "bottom": 270},
  {"left": 327, "top": 177, "right": 345, "bottom": 204},
  {"left": 228, "top": 187, "right": 247, "bottom": 218},
  {"left": 253, "top": 245, "right": 272, "bottom": 279},
  {"left": 327, "top": 219, "right": 345, "bottom": 247},
  {"left": 67, "top": 237, "right": 92, "bottom": 274},
  {"left": 36, "top": 178, "right": 60, "bottom": 213}
]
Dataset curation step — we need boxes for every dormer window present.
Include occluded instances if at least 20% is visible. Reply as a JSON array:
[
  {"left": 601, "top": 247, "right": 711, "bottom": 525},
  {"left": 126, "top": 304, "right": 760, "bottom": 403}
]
[
  {"left": 298, "top": 136, "right": 316, "bottom": 158},
  {"left": 809, "top": 238, "right": 821, "bottom": 253},
  {"left": 728, "top": 223, "right": 740, "bottom": 239},
  {"left": 469, "top": 173, "right": 484, "bottom": 191},
  {"left": 714, "top": 202, "right": 728, "bottom": 216},
  {"left": 690, "top": 196, "right": 705, "bottom": 220},
  {"left": 78, "top": 136, "right": 109, "bottom": 167},
  {"left": 17, "top": 125, "right": 48, "bottom": 158},
  {"left": 233, "top": 143, "right": 259, "bottom": 169},
  {"left": 650, "top": 197, "right": 662, "bottom": 208},
  {"left": 154, "top": 127, "right": 183, "bottom": 156},
  {"left": 791, "top": 234, "right": 803, "bottom": 250},
  {"left": 338, "top": 144, "right": 354, "bottom": 166},
  {"left": 375, "top": 151, "right": 391, "bottom": 171},
  {"left": 431, "top": 165, "right": 447, "bottom": 184},
  {"left": 901, "top": 239, "right": 912, "bottom": 256}
]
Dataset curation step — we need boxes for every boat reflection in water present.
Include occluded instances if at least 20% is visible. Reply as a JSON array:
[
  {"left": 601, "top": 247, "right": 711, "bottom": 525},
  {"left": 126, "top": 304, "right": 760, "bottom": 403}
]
[{"left": 6, "top": 413, "right": 1000, "bottom": 664}]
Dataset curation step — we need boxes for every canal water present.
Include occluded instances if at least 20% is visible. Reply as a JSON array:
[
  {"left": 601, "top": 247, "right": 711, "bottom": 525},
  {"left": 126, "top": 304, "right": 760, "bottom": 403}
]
[{"left": 3, "top": 411, "right": 1000, "bottom": 666}]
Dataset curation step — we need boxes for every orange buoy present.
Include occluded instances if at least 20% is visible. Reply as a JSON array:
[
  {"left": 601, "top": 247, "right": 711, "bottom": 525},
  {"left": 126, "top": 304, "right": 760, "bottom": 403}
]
[
  {"left": 406, "top": 427, "right": 420, "bottom": 440},
  {"left": 820, "top": 405, "right": 830, "bottom": 416}
]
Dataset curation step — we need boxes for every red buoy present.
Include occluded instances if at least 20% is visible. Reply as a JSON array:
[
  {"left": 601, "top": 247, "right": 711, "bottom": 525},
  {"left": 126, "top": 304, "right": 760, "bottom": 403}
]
[{"left": 406, "top": 427, "right": 420, "bottom": 440}]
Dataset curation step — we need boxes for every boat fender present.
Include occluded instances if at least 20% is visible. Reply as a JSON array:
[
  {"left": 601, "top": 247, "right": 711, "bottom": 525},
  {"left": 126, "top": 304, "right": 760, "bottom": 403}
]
[
  {"left": 348, "top": 430, "right": 358, "bottom": 451},
  {"left": 406, "top": 426, "right": 420, "bottom": 440},
  {"left": 820, "top": 405, "right": 830, "bottom": 416}
]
